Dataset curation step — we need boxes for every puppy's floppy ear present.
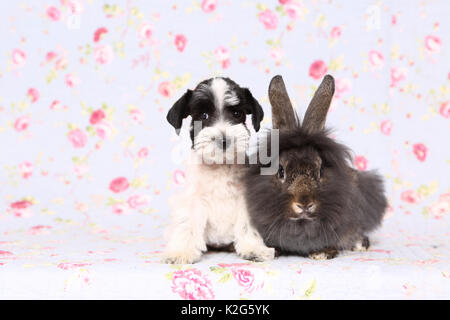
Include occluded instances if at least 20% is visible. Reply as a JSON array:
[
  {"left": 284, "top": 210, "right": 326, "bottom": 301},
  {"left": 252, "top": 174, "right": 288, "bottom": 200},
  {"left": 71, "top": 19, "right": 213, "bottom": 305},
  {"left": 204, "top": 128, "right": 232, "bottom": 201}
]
[
  {"left": 302, "top": 75, "right": 334, "bottom": 133},
  {"left": 268, "top": 75, "right": 299, "bottom": 130},
  {"left": 243, "top": 88, "right": 264, "bottom": 132},
  {"left": 166, "top": 89, "right": 192, "bottom": 135}
]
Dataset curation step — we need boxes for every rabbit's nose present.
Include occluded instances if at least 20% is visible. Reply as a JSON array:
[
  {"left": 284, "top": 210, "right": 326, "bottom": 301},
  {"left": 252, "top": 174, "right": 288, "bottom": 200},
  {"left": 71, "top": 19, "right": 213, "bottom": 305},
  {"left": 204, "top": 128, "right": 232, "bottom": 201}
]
[{"left": 305, "top": 203, "right": 316, "bottom": 212}]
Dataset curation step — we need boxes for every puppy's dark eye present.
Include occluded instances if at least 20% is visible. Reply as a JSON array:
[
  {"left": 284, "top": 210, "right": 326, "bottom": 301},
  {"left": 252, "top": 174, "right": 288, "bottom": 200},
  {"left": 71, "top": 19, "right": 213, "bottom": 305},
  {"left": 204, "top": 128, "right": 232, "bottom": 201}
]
[
  {"left": 232, "top": 110, "right": 243, "bottom": 118},
  {"left": 278, "top": 165, "right": 285, "bottom": 180},
  {"left": 201, "top": 112, "right": 209, "bottom": 120}
]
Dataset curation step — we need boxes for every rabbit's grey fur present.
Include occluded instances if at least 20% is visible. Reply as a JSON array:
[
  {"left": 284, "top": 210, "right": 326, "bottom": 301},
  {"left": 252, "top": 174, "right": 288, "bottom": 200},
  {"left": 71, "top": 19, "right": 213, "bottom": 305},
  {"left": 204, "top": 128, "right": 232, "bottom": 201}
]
[{"left": 243, "top": 75, "right": 388, "bottom": 259}]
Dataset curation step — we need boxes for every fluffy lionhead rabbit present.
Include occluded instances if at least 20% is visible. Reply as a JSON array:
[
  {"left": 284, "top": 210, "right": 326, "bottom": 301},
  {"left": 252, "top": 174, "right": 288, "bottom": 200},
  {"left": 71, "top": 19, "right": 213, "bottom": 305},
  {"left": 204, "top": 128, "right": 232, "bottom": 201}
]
[{"left": 243, "top": 75, "right": 388, "bottom": 259}]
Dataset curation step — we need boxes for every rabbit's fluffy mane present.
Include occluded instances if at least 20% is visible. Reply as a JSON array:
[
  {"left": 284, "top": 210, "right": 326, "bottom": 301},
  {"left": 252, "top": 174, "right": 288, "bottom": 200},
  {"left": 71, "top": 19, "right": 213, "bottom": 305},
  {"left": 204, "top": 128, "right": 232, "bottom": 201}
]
[
  {"left": 246, "top": 127, "right": 370, "bottom": 254},
  {"left": 278, "top": 127, "right": 353, "bottom": 172}
]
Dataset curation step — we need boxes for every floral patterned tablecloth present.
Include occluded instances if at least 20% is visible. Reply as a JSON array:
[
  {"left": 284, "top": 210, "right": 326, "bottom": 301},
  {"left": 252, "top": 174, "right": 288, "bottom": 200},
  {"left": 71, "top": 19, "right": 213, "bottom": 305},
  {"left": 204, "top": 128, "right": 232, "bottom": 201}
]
[
  {"left": 1, "top": 0, "right": 449, "bottom": 299},
  {"left": 1, "top": 215, "right": 449, "bottom": 299}
]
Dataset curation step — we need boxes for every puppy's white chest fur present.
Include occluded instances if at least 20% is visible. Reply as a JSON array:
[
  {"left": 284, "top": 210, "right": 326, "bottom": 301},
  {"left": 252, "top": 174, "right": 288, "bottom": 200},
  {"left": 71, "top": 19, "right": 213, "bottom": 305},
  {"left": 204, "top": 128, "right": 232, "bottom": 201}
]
[
  {"left": 200, "top": 165, "right": 245, "bottom": 245},
  {"left": 183, "top": 153, "right": 246, "bottom": 246},
  {"left": 164, "top": 151, "right": 275, "bottom": 264}
]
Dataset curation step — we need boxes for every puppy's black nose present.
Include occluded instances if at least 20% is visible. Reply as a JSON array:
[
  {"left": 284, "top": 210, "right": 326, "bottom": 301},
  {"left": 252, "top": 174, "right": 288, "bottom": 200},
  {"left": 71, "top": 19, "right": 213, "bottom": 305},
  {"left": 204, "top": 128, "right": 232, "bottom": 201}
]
[
  {"left": 222, "top": 138, "right": 227, "bottom": 149},
  {"left": 216, "top": 136, "right": 231, "bottom": 149}
]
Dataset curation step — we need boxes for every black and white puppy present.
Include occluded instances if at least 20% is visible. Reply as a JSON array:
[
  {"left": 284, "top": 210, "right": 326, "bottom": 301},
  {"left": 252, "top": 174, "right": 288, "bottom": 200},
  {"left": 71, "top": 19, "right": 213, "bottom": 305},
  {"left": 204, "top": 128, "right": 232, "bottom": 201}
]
[{"left": 163, "top": 77, "right": 275, "bottom": 264}]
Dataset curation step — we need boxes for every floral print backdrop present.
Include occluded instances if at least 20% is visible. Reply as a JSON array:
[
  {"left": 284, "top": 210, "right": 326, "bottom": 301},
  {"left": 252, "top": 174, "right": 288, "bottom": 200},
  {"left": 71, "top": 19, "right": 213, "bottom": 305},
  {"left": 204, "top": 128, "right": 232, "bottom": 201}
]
[{"left": 0, "top": 0, "right": 449, "bottom": 299}]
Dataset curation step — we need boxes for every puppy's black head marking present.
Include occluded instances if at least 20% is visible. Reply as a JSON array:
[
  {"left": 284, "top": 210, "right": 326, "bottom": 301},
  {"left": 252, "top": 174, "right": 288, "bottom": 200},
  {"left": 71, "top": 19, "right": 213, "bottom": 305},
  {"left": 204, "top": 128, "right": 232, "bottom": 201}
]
[{"left": 166, "top": 77, "right": 264, "bottom": 138}]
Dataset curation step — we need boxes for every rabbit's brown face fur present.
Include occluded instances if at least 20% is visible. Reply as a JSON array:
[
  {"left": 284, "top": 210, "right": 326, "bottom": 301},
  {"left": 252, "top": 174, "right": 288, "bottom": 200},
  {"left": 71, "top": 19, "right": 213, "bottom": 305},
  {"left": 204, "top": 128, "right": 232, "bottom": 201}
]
[{"left": 278, "top": 148, "right": 322, "bottom": 221}]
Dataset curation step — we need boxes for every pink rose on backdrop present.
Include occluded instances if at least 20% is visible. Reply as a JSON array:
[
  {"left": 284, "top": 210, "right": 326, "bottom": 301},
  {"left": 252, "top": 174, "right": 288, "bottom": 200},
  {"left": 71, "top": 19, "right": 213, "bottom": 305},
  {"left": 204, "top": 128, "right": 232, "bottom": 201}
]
[
  {"left": 94, "top": 45, "right": 114, "bottom": 64},
  {"left": 11, "top": 49, "right": 26, "bottom": 67},
  {"left": 368, "top": 50, "right": 384, "bottom": 69},
  {"left": 137, "top": 147, "right": 149, "bottom": 158},
  {"left": 427, "top": 197, "right": 449, "bottom": 219},
  {"left": 158, "top": 81, "right": 175, "bottom": 98},
  {"left": 28, "top": 225, "right": 52, "bottom": 236},
  {"left": 412, "top": 143, "right": 427, "bottom": 162},
  {"left": 11, "top": 200, "right": 33, "bottom": 210},
  {"left": 65, "top": 73, "right": 80, "bottom": 87},
  {"left": 49, "top": 100, "right": 62, "bottom": 110},
  {"left": 279, "top": 0, "right": 292, "bottom": 4},
  {"left": 401, "top": 190, "right": 422, "bottom": 204},
  {"left": 214, "top": 46, "right": 231, "bottom": 69},
  {"left": 201, "top": 0, "right": 217, "bottom": 13},
  {"left": 309, "top": 60, "right": 327, "bottom": 80},
  {"left": 354, "top": 155, "right": 368, "bottom": 171},
  {"left": 138, "top": 23, "right": 153, "bottom": 40},
  {"left": 232, "top": 268, "right": 254, "bottom": 288},
  {"left": 334, "top": 78, "right": 352, "bottom": 98},
  {"left": 93, "top": 27, "right": 108, "bottom": 42},
  {"left": 57, "top": 262, "right": 91, "bottom": 270},
  {"left": 171, "top": 269, "right": 214, "bottom": 300},
  {"left": 258, "top": 9, "right": 278, "bottom": 30},
  {"left": 14, "top": 116, "right": 30, "bottom": 132},
  {"left": 424, "top": 35, "right": 442, "bottom": 53},
  {"left": 65, "top": 0, "right": 84, "bottom": 14},
  {"left": 18, "top": 161, "right": 33, "bottom": 179},
  {"left": 214, "top": 46, "right": 230, "bottom": 61},
  {"left": 173, "top": 169, "right": 186, "bottom": 185},
  {"left": 109, "top": 177, "right": 130, "bottom": 193},
  {"left": 231, "top": 267, "right": 265, "bottom": 293},
  {"left": 390, "top": 67, "right": 407, "bottom": 87},
  {"left": 174, "top": 34, "right": 187, "bottom": 52},
  {"left": 130, "top": 109, "right": 145, "bottom": 123},
  {"left": 330, "top": 26, "right": 342, "bottom": 39},
  {"left": 9, "top": 200, "right": 33, "bottom": 218},
  {"left": 439, "top": 101, "right": 450, "bottom": 118},
  {"left": 285, "top": 2, "right": 303, "bottom": 20},
  {"left": 55, "top": 56, "right": 68, "bottom": 70},
  {"left": 90, "top": 109, "right": 106, "bottom": 125},
  {"left": 68, "top": 129, "right": 88, "bottom": 148},
  {"left": 27, "top": 88, "right": 40, "bottom": 103},
  {"left": 46, "top": 6, "right": 61, "bottom": 21},
  {"left": 380, "top": 120, "right": 393, "bottom": 135},
  {"left": 270, "top": 47, "right": 284, "bottom": 63},
  {"left": 74, "top": 163, "right": 88, "bottom": 176},
  {"left": 111, "top": 203, "right": 132, "bottom": 216},
  {"left": 427, "top": 193, "right": 450, "bottom": 219},
  {"left": 127, "top": 195, "right": 151, "bottom": 209},
  {"left": 95, "top": 121, "right": 113, "bottom": 139},
  {"left": 46, "top": 51, "right": 58, "bottom": 62}
]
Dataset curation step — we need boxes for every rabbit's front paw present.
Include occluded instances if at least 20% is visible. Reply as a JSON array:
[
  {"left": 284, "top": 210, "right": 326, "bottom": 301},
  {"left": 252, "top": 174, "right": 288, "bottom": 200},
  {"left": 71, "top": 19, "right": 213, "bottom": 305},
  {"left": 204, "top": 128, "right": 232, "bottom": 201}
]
[
  {"left": 352, "top": 236, "right": 370, "bottom": 252},
  {"left": 162, "top": 249, "right": 202, "bottom": 264},
  {"left": 236, "top": 245, "right": 275, "bottom": 262},
  {"left": 309, "top": 248, "right": 338, "bottom": 260}
]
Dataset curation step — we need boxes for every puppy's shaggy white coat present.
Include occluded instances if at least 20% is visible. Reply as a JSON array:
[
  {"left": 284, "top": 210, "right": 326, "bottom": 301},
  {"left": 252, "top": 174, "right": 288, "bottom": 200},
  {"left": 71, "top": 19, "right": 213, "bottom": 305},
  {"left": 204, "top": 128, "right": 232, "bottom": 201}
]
[
  {"left": 164, "top": 150, "right": 275, "bottom": 264},
  {"left": 163, "top": 78, "right": 274, "bottom": 264}
]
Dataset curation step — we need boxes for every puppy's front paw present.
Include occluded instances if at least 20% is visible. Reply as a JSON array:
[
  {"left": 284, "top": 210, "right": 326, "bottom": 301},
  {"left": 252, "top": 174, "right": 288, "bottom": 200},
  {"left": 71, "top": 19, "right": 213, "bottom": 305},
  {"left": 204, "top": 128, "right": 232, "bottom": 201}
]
[
  {"left": 236, "top": 245, "right": 275, "bottom": 262},
  {"left": 309, "top": 248, "right": 338, "bottom": 260},
  {"left": 162, "top": 249, "right": 202, "bottom": 264}
]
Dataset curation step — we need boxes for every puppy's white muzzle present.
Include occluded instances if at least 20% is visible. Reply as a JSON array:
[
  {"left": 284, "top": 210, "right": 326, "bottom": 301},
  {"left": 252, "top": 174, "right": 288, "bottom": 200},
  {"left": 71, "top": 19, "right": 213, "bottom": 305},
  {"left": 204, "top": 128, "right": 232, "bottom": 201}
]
[{"left": 193, "top": 123, "right": 249, "bottom": 165}]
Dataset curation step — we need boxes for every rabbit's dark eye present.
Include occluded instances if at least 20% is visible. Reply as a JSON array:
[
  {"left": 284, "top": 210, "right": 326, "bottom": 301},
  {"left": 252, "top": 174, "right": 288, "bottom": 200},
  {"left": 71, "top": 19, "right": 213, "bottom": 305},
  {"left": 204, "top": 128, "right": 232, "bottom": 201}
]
[{"left": 278, "top": 165, "right": 285, "bottom": 180}]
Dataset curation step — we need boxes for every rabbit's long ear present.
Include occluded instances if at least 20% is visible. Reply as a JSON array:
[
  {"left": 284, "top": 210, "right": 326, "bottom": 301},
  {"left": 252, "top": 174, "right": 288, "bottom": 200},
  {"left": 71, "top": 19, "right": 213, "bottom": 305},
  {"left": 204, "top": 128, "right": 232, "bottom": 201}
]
[
  {"left": 302, "top": 75, "right": 335, "bottom": 133},
  {"left": 268, "top": 75, "right": 299, "bottom": 130}
]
